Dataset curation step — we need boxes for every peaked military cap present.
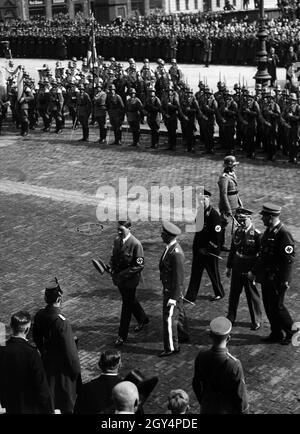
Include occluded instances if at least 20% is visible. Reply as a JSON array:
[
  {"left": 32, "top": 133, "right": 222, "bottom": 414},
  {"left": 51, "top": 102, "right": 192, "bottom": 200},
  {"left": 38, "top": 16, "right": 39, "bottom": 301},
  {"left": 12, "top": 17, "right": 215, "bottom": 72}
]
[
  {"left": 259, "top": 203, "right": 281, "bottom": 216},
  {"left": 235, "top": 207, "right": 253, "bottom": 216},
  {"left": 162, "top": 221, "right": 181, "bottom": 236},
  {"left": 203, "top": 189, "right": 211, "bottom": 197},
  {"left": 45, "top": 277, "right": 63, "bottom": 295},
  {"left": 210, "top": 316, "right": 232, "bottom": 336}
]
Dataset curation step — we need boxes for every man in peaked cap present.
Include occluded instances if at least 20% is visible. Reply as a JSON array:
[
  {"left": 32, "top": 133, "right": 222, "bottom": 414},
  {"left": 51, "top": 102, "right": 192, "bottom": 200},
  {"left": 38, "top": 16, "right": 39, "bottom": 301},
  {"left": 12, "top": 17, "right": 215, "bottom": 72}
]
[
  {"left": 192, "top": 316, "right": 249, "bottom": 414},
  {"left": 185, "top": 189, "right": 224, "bottom": 303},
  {"left": 254, "top": 203, "right": 297, "bottom": 344},
  {"left": 226, "top": 207, "right": 262, "bottom": 330},
  {"left": 218, "top": 155, "right": 243, "bottom": 251},
  {"left": 159, "top": 221, "right": 188, "bottom": 357},
  {"left": 32, "top": 278, "right": 81, "bottom": 413}
]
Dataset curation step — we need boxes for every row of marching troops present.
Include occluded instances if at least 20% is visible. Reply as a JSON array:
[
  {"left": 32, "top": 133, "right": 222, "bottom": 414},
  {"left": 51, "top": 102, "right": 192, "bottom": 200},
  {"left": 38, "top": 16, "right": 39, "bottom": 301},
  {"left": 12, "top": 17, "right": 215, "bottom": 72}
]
[{"left": 1, "top": 57, "right": 300, "bottom": 163}]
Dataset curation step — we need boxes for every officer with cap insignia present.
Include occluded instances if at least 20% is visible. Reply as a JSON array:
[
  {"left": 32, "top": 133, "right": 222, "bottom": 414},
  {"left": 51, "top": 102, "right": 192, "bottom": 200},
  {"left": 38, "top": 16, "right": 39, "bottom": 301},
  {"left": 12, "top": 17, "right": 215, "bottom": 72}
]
[
  {"left": 32, "top": 278, "right": 81, "bottom": 413},
  {"left": 159, "top": 221, "right": 188, "bottom": 357},
  {"left": 110, "top": 221, "right": 149, "bottom": 347},
  {"left": 192, "top": 316, "right": 249, "bottom": 414},
  {"left": 226, "top": 207, "right": 262, "bottom": 330},
  {"left": 185, "top": 189, "right": 224, "bottom": 303},
  {"left": 254, "top": 203, "right": 297, "bottom": 344},
  {"left": 218, "top": 155, "right": 243, "bottom": 251}
]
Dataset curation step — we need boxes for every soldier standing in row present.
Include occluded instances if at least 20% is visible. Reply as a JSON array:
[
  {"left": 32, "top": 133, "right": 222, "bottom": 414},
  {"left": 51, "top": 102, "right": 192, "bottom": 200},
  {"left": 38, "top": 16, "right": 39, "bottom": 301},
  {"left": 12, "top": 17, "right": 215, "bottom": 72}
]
[
  {"left": 76, "top": 84, "right": 92, "bottom": 142},
  {"left": 33, "top": 278, "right": 81, "bottom": 414},
  {"left": 126, "top": 88, "right": 143, "bottom": 147},
  {"left": 94, "top": 82, "right": 107, "bottom": 144},
  {"left": 106, "top": 84, "right": 125, "bottom": 146},
  {"left": 180, "top": 87, "right": 200, "bottom": 153},
  {"left": 18, "top": 87, "right": 34, "bottom": 136},
  {"left": 144, "top": 87, "right": 161, "bottom": 149},
  {"left": 161, "top": 88, "right": 179, "bottom": 150},
  {"left": 226, "top": 208, "right": 262, "bottom": 330}
]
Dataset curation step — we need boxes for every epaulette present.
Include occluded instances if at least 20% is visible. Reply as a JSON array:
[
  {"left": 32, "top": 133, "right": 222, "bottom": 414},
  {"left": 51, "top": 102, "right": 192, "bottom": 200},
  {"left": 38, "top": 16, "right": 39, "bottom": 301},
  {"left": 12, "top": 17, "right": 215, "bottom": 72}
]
[
  {"left": 227, "top": 351, "right": 238, "bottom": 362},
  {"left": 255, "top": 229, "right": 261, "bottom": 234},
  {"left": 58, "top": 314, "right": 66, "bottom": 321}
]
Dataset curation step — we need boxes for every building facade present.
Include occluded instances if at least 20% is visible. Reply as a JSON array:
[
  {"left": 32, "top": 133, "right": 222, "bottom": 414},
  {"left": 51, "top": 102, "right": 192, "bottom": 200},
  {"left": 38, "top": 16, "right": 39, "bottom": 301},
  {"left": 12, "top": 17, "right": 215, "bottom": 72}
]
[{"left": 0, "top": 0, "right": 92, "bottom": 21}]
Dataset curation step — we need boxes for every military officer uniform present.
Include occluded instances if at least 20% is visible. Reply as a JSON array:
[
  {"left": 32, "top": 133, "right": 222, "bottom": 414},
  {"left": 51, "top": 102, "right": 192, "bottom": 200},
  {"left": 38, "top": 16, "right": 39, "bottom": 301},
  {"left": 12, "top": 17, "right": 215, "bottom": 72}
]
[
  {"left": 193, "top": 317, "right": 249, "bottom": 414},
  {"left": 106, "top": 84, "right": 125, "bottom": 146},
  {"left": 161, "top": 89, "right": 180, "bottom": 150},
  {"left": 144, "top": 88, "right": 162, "bottom": 149},
  {"left": 185, "top": 190, "right": 224, "bottom": 303},
  {"left": 32, "top": 279, "right": 81, "bottom": 413},
  {"left": 76, "top": 85, "right": 92, "bottom": 142},
  {"left": 159, "top": 221, "right": 188, "bottom": 357},
  {"left": 110, "top": 222, "right": 149, "bottom": 345},
  {"left": 36, "top": 83, "right": 50, "bottom": 131},
  {"left": 255, "top": 204, "right": 296, "bottom": 344},
  {"left": 226, "top": 208, "right": 262, "bottom": 329},
  {"left": 218, "top": 156, "right": 243, "bottom": 250},
  {"left": 219, "top": 91, "right": 238, "bottom": 154},
  {"left": 126, "top": 88, "right": 143, "bottom": 147},
  {"left": 18, "top": 87, "right": 34, "bottom": 136},
  {"left": 48, "top": 83, "right": 64, "bottom": 134},
  {"left": 200, "top": 88, "right": 217, "bottom": 153},
  {"left": 285, "top": 93, "right": 300, "bottom": 163},
  {"left": 94, "top": 84, "right": 107, "bottom": 144},
  {"left": 180, "top": 88, "right": 200, "bottom": 152}
]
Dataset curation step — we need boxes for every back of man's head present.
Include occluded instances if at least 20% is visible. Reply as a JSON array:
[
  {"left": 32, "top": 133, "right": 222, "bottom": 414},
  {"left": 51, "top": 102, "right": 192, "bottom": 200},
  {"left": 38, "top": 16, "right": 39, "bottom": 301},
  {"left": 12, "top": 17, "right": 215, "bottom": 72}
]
[
  {"left": 167, "top": 389, "right": 189, "bottom": 414},
  {"left": 10, "top": 311, "right": 31, "bottom": 335},
  {"left": 112, "top": 381, "right": 139, "bottom": 413},
  {"left": 98, "top": 350, "right": 121, "bottom": 373}
]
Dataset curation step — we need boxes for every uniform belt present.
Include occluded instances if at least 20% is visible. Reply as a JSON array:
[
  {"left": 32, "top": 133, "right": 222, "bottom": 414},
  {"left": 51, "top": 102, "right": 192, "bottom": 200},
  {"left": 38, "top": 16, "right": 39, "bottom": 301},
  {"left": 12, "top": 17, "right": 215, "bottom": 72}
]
[
  {"left": 236, "top": 252, "right": 258, "bottom": 259},
  {"left": 227, "top": 190, "right": 238, "bottom": 196}
]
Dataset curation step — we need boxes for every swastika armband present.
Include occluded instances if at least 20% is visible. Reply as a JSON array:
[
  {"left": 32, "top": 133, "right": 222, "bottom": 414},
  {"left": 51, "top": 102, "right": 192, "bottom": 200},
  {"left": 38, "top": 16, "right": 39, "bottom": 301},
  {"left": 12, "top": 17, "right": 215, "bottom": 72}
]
[
  {"left": 136, "top": 257, "right": 144, "bottom": 265},
  {"left": 215, "top": 225, "right": 221, "bottom": 232},
  {"left": 285, "top": 245, "right": 294, "bottom": 254}
]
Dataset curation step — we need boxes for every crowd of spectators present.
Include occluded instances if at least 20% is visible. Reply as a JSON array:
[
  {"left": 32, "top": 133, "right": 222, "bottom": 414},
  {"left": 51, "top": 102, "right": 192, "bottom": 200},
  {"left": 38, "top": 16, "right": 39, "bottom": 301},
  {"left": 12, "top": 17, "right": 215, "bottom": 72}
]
[{"left": 1, "top": 11, "right": 300, "bottom": 65}]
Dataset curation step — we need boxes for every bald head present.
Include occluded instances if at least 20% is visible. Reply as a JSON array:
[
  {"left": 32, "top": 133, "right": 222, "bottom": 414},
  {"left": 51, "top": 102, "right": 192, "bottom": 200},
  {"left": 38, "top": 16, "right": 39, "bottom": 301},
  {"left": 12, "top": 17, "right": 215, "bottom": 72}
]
[{"left": 112, "top": 381, "right": 139, "bottom": 413}]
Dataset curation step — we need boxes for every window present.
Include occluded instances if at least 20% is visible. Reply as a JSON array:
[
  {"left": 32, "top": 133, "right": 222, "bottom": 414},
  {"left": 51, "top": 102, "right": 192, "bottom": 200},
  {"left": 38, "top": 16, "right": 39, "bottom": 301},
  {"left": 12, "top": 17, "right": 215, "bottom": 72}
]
[
  {"left": 176, "top": 0, "right": 180, "bottom": 11},
  {"left": 194, "top": 0, "right": 198, "bottom": 8},
  {"left": 185, "top": 0, "right": 189, "bottom": 10},
  {"left": 233, "top": 0, "right": 236, "bottom": 5},
  {"left": 216, "top": 0, "right": 220, "bottom": 7}
]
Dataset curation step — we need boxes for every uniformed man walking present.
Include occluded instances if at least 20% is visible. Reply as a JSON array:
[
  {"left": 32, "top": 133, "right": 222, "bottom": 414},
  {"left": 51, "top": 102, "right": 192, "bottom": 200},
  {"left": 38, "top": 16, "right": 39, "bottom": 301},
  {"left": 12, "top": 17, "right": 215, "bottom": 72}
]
[
  {"left": 32, "top": 278, "right": 81, "bottom": 413},
  {"left": 185, "top": 190, "right": 224, "bottom": 303},
  {"left": 218, "top": 156, "right": 243, "bottom": 251},
  {"left": 110, "top": 221, "right": 149, "bottom": 346},
  {"left": 192, "top": 316, "right": 249, "bottom": 414},
  {"left": 254, "top": 203, "right": 297, "bottom": 344},
  {"left": 226, "top": 208, "right": 262, "bottom": 330},
  {"left": 159, "top": 221, "right": 188, "bottom": 357}
]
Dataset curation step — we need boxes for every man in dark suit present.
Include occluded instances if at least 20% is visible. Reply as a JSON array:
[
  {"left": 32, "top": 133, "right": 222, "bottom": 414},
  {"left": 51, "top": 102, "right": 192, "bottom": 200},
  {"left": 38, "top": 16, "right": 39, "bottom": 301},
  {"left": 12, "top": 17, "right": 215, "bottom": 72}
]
[
  {"left": 0, "top": 311, "right": 53, "bottom": 414},
  {"left": 159, "top": 221, "right": 187, "bottom": 357},
  {"left": 74, "top": 350, "right": 122, "bottom": 414},
  {"left": 185, "top": 190, "right": 224, "bottom": 303},
  {"left": 110, "top": 220, "right": 149, "bottom": 346},
  {"left": 32, "top": 278, "right": 81, "bottom": 414}
]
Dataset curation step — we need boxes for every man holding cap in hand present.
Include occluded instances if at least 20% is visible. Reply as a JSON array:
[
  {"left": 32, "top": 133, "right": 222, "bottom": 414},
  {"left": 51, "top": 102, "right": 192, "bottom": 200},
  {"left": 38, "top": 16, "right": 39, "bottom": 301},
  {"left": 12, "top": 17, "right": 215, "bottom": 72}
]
[
  {"left": 255, "top": 203, "right": 297, "bottom": 345},
  {"left": 192, "top": 316, "right": 249, "bottom": 414}
]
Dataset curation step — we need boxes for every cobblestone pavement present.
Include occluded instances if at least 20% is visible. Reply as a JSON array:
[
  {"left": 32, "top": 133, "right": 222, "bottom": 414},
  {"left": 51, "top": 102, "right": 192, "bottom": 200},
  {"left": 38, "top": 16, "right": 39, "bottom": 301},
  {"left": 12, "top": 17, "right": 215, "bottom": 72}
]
[{"left": 1, "top": 80, "right": 300, "bottom": 415}]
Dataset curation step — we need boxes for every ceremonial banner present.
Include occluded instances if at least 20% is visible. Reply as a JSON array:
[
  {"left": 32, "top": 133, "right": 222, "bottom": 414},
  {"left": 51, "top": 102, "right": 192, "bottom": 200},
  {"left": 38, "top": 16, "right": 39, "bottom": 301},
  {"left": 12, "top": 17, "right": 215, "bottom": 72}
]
[{"left": 17, "top": 67, "right": 24, "bottom": 101}]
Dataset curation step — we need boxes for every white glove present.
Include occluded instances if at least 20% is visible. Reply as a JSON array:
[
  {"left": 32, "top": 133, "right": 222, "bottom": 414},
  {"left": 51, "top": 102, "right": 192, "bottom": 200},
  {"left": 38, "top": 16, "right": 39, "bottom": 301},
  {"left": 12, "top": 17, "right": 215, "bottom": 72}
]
[{"left": 167, "top": 299, "right": 177, "bottom": 307}]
